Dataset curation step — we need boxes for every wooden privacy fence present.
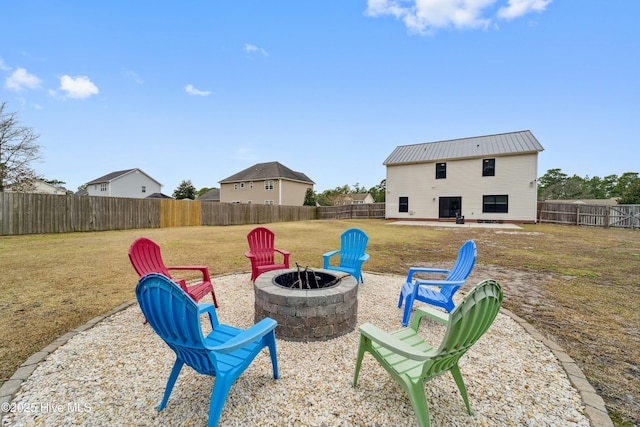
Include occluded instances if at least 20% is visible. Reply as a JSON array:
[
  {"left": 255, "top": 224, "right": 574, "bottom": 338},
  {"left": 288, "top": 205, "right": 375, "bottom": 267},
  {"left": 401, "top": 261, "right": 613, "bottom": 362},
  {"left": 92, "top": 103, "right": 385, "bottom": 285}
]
[
  {"left": 0, "top": 193, "right": 317, "bottom": 235},
  {"left": 538, "top": 202, "right": 640, "bottom": 229},
  {"left": 317, "top": 203, "right": 386, "bottom": 220}
]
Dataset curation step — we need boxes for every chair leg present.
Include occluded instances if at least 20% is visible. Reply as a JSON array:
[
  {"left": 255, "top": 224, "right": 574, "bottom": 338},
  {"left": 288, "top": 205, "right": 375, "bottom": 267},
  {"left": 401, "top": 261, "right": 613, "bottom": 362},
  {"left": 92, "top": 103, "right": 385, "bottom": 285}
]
[
  {"left": 158, "top": 359, "right": 184, "bottom": 411},
  {"left": 207, "top": 376, "right": 234, "bottom": 427},
  {"left": 266, "top": 332, "right": 280, "bottom": 379},
  {"left": 402, "top": 294, "right": 415, "bottom": 327},
  {"left": 352, "top": 335, "right": 368, "bottom": 386},
  {"left": 397, "top": 291, "right": 405, "bottom": 308},
  {"left": 210, "top": 289, "right": 219, "bottom": 308},
  {"left": 450, "top": 364, "right": 473, "bottom": 415},
  {"left": 406, "top": 381, "right": 432, "bottom": 427}
]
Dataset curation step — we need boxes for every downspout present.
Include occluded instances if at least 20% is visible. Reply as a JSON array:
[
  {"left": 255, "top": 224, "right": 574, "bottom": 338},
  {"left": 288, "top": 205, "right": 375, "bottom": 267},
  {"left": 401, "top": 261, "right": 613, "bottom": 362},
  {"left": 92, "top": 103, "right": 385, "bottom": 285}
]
[{"left": 278, "top": 178, "right": 282, "bottom": 205}]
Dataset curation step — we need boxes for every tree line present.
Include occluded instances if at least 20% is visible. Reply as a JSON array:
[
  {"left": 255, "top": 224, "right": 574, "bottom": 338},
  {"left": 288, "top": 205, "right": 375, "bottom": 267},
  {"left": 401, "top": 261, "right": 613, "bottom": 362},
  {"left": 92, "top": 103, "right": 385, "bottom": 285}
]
[
  {"left": 538, "top": 168, "right": 640, "bottom": 204},
  {"left": 2, "top": 101, "right": 639, "bottom": 204},
  {"left": 171, "top": 179, "right": 387, "bottom": 206}
]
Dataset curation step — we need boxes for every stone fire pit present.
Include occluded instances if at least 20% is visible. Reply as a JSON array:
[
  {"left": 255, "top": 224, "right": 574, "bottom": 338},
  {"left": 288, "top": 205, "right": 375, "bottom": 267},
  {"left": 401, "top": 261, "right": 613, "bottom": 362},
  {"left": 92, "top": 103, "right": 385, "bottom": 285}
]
[{"left": 254, "top": 268, "right": 358, "bottom": 341}]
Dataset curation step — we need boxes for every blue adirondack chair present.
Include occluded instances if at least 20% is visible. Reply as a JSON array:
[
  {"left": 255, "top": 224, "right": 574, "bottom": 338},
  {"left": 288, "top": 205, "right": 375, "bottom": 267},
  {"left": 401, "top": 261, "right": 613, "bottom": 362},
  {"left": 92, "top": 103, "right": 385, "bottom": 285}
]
[
  {"left": 135, "top": 273, "right": 279, "bottom": 427},
  {"left": 398, "top": 240, "right": 477, "bottom": 326},
  {"left": 323, "top": 228, "right": 370, "bottom": 283}
]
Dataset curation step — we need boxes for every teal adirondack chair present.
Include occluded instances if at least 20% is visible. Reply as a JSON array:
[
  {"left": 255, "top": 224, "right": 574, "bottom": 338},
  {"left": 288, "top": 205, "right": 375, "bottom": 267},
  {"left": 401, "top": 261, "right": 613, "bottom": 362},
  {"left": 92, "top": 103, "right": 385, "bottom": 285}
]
[
  {"left": 323, "top": 228, "right": 370, "bottom": 283},
  {"left": 398, "top": 240, "right": 477, "bottom": 326},
  {"left": 354, "top": 279, "right": 503, "bottom": 427},
  {"left": 136, "top": 273, "right": 279, "bottom": 427}
]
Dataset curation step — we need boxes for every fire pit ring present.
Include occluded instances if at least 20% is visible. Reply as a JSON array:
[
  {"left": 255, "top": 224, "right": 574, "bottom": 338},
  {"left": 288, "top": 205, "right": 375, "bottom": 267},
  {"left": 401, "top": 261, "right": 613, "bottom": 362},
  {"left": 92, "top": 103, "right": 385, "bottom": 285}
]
[{"left": 254, "top": 268, "right": 358, "bottom": 342}]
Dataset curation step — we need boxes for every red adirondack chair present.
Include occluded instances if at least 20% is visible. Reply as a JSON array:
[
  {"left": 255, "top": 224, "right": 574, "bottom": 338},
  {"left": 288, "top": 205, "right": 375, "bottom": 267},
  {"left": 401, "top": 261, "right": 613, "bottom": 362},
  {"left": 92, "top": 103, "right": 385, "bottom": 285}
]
[
  {"left": 128, "top": 237, "right": 218, "bottom": 307},
  {"left": 245, "top": 227, "right": 290, "bottom": 282}
]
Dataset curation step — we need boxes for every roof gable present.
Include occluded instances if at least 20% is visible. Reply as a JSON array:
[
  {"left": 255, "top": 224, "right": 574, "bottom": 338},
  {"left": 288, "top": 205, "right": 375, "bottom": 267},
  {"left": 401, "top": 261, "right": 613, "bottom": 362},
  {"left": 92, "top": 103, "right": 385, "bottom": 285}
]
[
  {"left": 86, "top": 168, "right": 162, "bottom": 186},
  {"left": 219, "top": 161, "right": 314, "bottom": 184},
  {"left": 198, "top": 188, "right": 220, "bottom": 201},
  {"left": 383, "top": 130, "right": 544, "bottom": 165}
]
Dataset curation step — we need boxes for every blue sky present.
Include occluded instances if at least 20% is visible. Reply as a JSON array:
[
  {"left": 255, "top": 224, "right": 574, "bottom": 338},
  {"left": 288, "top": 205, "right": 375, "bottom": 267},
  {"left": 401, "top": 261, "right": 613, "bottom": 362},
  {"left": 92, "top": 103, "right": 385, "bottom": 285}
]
[{"left": 1, "top": 1, "right": 638, "bottom": 194}]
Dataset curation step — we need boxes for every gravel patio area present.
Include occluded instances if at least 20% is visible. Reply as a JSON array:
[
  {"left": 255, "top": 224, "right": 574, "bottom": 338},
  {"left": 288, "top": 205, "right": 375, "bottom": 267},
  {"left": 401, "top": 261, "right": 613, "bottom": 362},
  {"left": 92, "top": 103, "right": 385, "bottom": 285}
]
[{"left": 3, "top": 272, "right": 592, "bottom": 426}]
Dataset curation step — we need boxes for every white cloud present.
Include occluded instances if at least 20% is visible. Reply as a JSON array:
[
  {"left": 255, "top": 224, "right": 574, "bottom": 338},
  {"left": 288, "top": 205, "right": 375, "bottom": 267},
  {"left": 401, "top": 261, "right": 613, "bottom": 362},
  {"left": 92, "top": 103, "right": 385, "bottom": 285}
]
[
  {"left": 124, "top": 70, "right": 143, "bottom": 84},
  {"left": 245, "top": 43, "right": 269, "bottom": 56},
  {"left": 365, "top": 0, "right": 552, "bottom": 34},
  {"left": 5, "top": 67, "right": 42, "bottom": 91},
  {"left": 185, "top": 84, "right": 211, "bottom": 96},
  {"left": 58, "top": 75, "right": 99, "bottom": 99},
  {"left": 0, "top": 58, "right": 11, "bottom": 71},
  {"left": 498, "top": 0, "right": 552, "bottom": 20}
]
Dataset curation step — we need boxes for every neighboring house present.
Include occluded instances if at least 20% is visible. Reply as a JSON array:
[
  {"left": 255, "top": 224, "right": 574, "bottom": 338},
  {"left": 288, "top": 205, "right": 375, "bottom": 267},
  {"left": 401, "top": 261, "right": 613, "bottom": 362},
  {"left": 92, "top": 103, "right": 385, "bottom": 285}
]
[
  {"left": 219, "top": 161, "right": 314, "bottom": 205},
  {"left": 544, "top": 198, "right": 618, "bottom": 206},
  {"left": 383, "top": 130, "right": 544, "bottom": 223},
  {"left": 7, "top": 179, "right": 68, "bottom": 195},
  {"left": 146, "top": 192, "right": 173, "bottom": 199},
  {"left": 197, "top": 188, "right": 220, "bottom": 202},
  {"left": 334, "top": 193, "right": 375, "bottom": 205},
  {"left": 85, "top": 168, "right": 163, "bottom": 199}
]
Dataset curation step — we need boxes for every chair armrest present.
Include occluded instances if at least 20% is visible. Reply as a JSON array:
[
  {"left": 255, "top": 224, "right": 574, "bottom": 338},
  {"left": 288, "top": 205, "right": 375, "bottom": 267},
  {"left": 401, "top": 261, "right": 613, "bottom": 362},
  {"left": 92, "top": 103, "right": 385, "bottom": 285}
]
[
  {"left": 414, "top": 279, "right": 466, "bottom": 287},
  {"left": 407, "top": 267, "right": 450, "bottom": 281},
  {"left": 208, "top": 318, "right": 278, "bottom": 353},
  {"left": 406, "top": 279, "right": 465, "bottom": 299},
  {"left": 274, "top": 248, "right": 290, "bottom": 256},
  {"left": 359, "top": 323, "right": 432, "bottom": 360},
  {"left": 198, "top": 303, "right": 219, "bottom": 327},
  {"left": 198, "top": 303, "right": 216, "bottom": 314},
  {"left": 167, "top": 265, "right": 211, "bottom": 282},
  {"left": 323, "top": 250, "right": 340, "bottom": 268},
  {"left": 359, "top": 253, "right": 370, "bottom": 262},
  {"left": 410, "top": 306, "right": 450, "bottom": 331},
  {"left": 323, "top": 250, "right": 340, "bottom": 258},
  {"left": 244, "top": 251, "right": 256, "bottom": 259}
]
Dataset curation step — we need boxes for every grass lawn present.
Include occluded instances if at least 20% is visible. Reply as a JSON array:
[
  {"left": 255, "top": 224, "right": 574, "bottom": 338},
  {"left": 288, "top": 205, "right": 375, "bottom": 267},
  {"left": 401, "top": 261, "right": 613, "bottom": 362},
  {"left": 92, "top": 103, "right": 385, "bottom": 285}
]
[{"left": 0, "top": 220, "right": 638, "bottom": 426}]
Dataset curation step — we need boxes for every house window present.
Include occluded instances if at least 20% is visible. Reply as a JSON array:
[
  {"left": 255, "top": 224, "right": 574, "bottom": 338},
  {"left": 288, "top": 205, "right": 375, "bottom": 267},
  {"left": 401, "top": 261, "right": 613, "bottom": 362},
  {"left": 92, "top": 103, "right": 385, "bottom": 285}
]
[
  {"left": 264, "top": 200, "right": 274, "bottom": 205},
  {"left": 399, "top": 197, "right": 409, "bottom": 213},
  {"left": 264, "top": 180, "right": 274, "bottom": 190},
  {"left": 234, "top": 184, "right": 238, "bottom": 190},
  {"left": 436, "top": 163, "right": 446, "bottom": 179},
  {"left": 247, "top": 200, "right": 252, "bottom": 204},
  {"left": 483, "top": 195, "right": 508, "bottom": 213},
  {"left": 249, "top": 181, "right": 254, "bottom": 188},
  {"left": 483, "top": 159, "right": 495, "bottom": 177},
  {"left": 240, "top": 182, "right": 245, "bottom": 189},
  {"left": 100, "top": 183, "right": 107, "bottom": 192},
  {"left": 141, "top": 186, "right": 146, "bottom": 193}
]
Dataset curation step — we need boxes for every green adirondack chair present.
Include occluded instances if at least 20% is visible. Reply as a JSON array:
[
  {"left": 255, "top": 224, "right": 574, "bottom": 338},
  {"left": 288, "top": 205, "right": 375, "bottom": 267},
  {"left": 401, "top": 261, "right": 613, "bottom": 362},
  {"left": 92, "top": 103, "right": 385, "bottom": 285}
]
[{"left": 353, "top": 279, "right": 503, "bottom": 427}]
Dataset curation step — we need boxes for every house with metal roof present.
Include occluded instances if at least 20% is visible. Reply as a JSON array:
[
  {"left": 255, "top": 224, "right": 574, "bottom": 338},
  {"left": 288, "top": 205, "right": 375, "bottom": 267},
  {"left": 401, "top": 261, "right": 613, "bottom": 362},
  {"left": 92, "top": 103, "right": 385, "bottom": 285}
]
[
  {"left": 85, "top": 168, "right": 163, "bottom": 199},
  {"left": 383, "top": 130, "right": 544, "bottom": 223},
  {"left": 219, "top": 161, "right": 314, "bottom": 206}
]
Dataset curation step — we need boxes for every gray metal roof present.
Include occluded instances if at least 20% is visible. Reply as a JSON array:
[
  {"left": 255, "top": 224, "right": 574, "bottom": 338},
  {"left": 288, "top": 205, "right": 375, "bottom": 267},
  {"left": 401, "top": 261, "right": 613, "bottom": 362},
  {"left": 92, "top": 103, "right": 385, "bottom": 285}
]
[
  {"left": 219, "top": 161, "right": 314, "bottom": 184},
  {"left": 383, "top": 130, "right": 544, "bottom": 165}
]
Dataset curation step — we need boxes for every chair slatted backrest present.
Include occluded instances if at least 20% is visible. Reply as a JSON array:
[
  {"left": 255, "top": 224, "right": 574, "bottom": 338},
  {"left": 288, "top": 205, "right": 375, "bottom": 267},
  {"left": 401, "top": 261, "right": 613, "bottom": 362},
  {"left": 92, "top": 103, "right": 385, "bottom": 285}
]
[
  {"left": 129, "top": 238, "right": 172, "bottom": 278},
  {"left": 136, "top": 273, "right": 219, "bottom": 375},
  {"left": 247, "top": 227, "right": 277, "bottom": 266},
  {"left": 340, "top": 228, "right": 369, "bottom": 268},
  {"left": 422, "top": 279, "right": 503, "bottom": 380},
  {"left": 439, "top": 240, "right": 477, "bottom": 300}
]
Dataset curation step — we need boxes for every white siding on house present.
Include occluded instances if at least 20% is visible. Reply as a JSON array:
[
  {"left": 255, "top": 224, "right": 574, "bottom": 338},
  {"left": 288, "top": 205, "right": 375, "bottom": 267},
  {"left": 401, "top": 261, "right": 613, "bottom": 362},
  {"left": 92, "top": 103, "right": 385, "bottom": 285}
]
[
  {"left": 87, "top": 170, "right": 162, "bottom": 198},
  {"left": 386, "top": 153, "right": 539, "bottom": 222}
]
